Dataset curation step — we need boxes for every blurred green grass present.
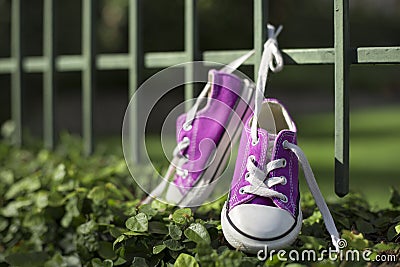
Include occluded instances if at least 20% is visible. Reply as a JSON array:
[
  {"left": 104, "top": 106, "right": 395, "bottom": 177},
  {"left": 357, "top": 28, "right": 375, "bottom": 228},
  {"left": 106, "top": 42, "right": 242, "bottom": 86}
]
[
  {"left": 144, "top": 105, "right": 400, "bottom": 209},
  {"left": 295, "top": 105, "right": 400, "bottom": 209}
]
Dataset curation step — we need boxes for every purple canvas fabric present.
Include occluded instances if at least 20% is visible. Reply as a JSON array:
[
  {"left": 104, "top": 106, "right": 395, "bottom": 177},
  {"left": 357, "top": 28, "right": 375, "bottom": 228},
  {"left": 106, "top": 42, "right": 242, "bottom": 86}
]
[
  {"left": 228, "top": 99, "right": 299, "bottom": 217},
  {"left": 172, "top": 69, "right": 247, "bottom": 193}
]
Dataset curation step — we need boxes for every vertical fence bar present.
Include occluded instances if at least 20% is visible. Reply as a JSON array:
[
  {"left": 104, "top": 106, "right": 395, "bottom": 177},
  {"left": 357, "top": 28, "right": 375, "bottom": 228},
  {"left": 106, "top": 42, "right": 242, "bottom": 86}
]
[
  {"left": 43, "top": 0, "right": 55, "bottom": 149},
  {"left": 82, "top": 0, "right": 96, "bottom": 155},
  {"left": 253, "top": 0, "right": 267, "bottom": 79},
  {"left": 11, "top": 0, "right": 23, "bottom": 146},
  {"left": 129, "top": 0, "right": 142, "bottom": 163},
  {"left": 184, "top": 0, "right": 198, "bottom": 111},
  {"left": 334, "top": 0, "right": 350, "bottom": 197}
]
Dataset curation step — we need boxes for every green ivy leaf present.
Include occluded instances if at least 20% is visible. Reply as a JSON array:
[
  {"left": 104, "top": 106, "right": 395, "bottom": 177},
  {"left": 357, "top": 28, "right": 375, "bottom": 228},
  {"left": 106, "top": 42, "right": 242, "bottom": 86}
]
[
  {"left": 98, "top": 241, "right": 117, "bottom": 260},
  {"left": 105, "top": 183, "right": 125, "bottom": 200},
  {"left": 43, "top": 253, "right": 67, "bottom": 267},
  {"left": 139, "top": 204, "right": 158, "bottom": 220},
  {"left": 109, "top": 227, "right": 125, "bottom": 238},
  {"left": 114, "top": 257, "right": 127, "bottom": 266},
  {"left": 125, "top": 213, "right": 148, "bottom": 232},
  {"left": 184, "top": 223, "right": 211, "bottom": 244},
  {"left": 35, "top": 191, "right": 49, "bottom": 209},
  {"left": 53, "top": 163, "right": 66, "bottom": 182},
  {"left": 174, "top": 253, "right": 199, "bottom": 267},
  {"left": 61, "top": 197, "right": 80, "bottom": 227},
  {"left": 387, "top": 223, "right": 400, "bottom": 241},
  {"left": 5, "top": 252, "right": 49, "bottom": 267},
  {"left": 123, "top": 231, "right": 149, "bottom": 236},
  {"left": 91, "top": 258, "right": 107, "bottom": 267},
  {"left": 0, "top": 217, "right": 8, "bottom": 231},
  {"left": 153, "top": 244, "right": 167, "bottom": 254},
  {"left": 395, "top": 223, "right": 400, "bottom": 234},
  {"left": 5, "top": 175, "right": 41, "bottom": 200},
  {"left": 88, "top": 186, "right": 107, "bottom": 204},
  {"left": 103, "top": 259, "right": 113, "bottom": 267},
  {"left": 298, "top": 235, "right": 327, "bottom": 250},
  {"left": 131, "top": 257, "right": 148, "bottom": 267},
  {"left": 172, "top": 208, "right": 192, "bottom": 224},
  {"left": 168, "top": 224, "right": 182, "bottom": 240},
  {"left": 113, "top": 235, "right": 126, "bottom": 249},
  {"left": 151, "top": 199, "right": 168, "bottom": 211},
  {"left": 303, "top": 210, "right": 322, "bottom": 225},
  {"left": 0, "top": 169, "right": 14, "bottom": 185},
  {"left": 56, "top": 180, "right": 76, "bottom": 192},
  {"left": 77, "top": 220, "right": 97, "bottom": 235},
  {"left": 1, "top": 199, "right": 32, "bottom": 217},
  {"left": 341, "top": 230, "right": 370, "bottom": 250},
  {"left": 356, "top": 218, "right": 375, "bottom": 234},
  {"left": 373, "top": 242, "right": 399, "bottom": 252},
  {"left": 163, "top": 239, "right": 185, "bottom": 251}
]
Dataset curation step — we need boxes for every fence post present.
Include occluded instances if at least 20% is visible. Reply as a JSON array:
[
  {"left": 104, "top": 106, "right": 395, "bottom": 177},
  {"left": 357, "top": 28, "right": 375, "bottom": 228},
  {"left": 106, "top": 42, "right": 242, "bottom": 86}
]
[
  {"left": 184, "top": 0, "right": 198, "bottom": 112},
  {"left": 82, "top": 0, "right": 96, "bottom": 155},
  {"left": 129, "top": 0, "right": 143, "bottom": 163},
  {"left": 334, "top": 0, "right": 350, "bottom": 197},
  {"left": 11, "top": 0, "right": 23, "bottom": 146},
  {"left": 253, "top": 0, "right": 268, "bottom": 80},
  {"left": 43, "top": 0, "right": 56, "bottom": 149}
]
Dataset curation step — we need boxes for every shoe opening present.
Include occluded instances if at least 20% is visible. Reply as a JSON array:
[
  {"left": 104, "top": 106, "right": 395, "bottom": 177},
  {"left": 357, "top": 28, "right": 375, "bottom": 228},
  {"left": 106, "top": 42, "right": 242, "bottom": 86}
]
[{"left": 258, "top": 101, "right": 296, "bottom": 133}]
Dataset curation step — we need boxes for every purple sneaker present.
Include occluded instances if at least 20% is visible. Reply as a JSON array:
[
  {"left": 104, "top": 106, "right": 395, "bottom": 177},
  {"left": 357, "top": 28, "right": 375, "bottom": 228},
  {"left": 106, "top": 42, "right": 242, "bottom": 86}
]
[
  {"left": 221, "top": 24, "right": 340, "bottom": 253},
  {"left": 221, "top": 99, "right": 340, "bottom": 253},
  {"left": 143, "top": 63, "right": 256, "bottom": 207},
  {"left": 221, "top": 99, "right": 301, "bottom": 252}
]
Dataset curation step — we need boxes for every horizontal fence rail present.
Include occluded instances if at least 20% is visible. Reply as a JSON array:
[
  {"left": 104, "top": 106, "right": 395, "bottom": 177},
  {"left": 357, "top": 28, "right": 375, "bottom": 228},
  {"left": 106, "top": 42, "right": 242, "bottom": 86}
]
[
  {"left": 1, "top": 0, "right": 400, "bottom": 196},
  {"left": 2, "top": 47, "right": 400, "bottom": 74}
]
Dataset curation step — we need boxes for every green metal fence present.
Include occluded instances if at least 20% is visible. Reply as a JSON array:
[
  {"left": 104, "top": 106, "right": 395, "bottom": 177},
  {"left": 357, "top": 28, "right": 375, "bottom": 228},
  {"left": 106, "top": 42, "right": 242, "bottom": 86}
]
[{"left": 1, "top": 0, "right": 400, "bottom": 197}]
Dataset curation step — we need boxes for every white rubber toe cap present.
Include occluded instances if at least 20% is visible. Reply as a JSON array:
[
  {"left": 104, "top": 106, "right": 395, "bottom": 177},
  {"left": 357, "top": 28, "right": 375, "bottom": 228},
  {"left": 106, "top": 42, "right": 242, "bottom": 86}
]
[{"left": 228, "top": 204, "right": 296, "bottom": 239}]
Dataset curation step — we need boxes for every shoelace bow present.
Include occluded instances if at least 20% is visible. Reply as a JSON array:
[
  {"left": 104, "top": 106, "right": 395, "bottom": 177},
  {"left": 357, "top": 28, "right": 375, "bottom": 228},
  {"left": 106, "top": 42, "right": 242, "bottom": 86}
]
[{"left": 250, "top": 24, "right": 284, "bottom": 142}]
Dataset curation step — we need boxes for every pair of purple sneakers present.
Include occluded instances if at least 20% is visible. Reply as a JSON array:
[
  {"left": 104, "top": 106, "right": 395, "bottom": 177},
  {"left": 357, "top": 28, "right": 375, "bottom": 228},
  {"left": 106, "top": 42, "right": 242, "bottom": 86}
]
[{"left": 144, "top": 25, "right": 340, "bottom": 253}]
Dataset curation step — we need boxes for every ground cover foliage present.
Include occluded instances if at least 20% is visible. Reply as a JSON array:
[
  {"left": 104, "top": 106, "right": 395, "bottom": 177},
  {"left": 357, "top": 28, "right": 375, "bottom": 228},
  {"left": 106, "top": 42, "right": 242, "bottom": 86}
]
[{"left": 0, "top": 134, "right": 399, "bottom": 267}]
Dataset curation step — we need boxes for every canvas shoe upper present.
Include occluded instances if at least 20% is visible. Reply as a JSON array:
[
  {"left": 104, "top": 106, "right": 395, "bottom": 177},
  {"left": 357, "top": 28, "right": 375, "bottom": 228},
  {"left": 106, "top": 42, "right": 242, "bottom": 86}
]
[
  {"left": 165, "top": 69, "right": 254, "bottom": 206},
  {"left": 142, "top": 50, "right": 256, "bottom": 207}
]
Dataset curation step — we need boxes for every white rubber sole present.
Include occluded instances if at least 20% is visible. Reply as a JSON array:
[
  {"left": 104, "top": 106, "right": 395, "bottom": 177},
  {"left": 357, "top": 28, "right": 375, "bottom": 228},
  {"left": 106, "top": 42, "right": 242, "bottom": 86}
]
[
  {"left": 221, "top": 202, "right": 303, "bottom": 254},
  {"left": 166, "top": 81, "right": 255, "bottom": 207}
]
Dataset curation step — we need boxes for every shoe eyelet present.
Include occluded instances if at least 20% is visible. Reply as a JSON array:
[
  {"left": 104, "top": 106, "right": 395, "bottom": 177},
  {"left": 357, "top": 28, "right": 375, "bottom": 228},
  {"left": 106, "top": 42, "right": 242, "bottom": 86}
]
[
  {"left": 281, "top": 158, "right": 287, "bottom": 168},
  {"left": 281, "top": 195, "right": 288, "bottom": 203},
  {"left": 181, "top": 169, "right": 189, "bottom": 179},
  {"left": 252, "top": 138, "right": 259, "bottom": 146},
  {"left": 245, "top": 172, "right": 250, "bottom": 181},
  {"left": 283, "top": 140, "right": 289, "bottom": 149},
  {"left": 183, "top": 122, "right": 192, "bottom": 131},
  {"left": 239, "top": 187, "right": 246, "bottom": 195},
  {"left": 281, "top": 176, "right": 287, "bottom": 185},
  {"left": 248, "top": 155, "right": 256, "bottom": 162}
]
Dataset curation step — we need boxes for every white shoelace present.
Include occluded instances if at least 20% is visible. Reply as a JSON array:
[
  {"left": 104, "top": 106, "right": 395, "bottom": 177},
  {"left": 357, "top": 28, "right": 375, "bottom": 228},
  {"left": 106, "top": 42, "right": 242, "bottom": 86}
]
[
  {"left": 241, "top": 140, "right": 341, "bottom": 252},
  {"left": 250, "top": 24, "right": 284, "bottom": 143}
]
